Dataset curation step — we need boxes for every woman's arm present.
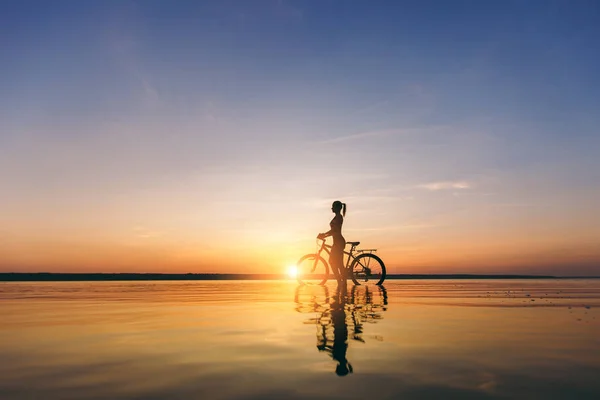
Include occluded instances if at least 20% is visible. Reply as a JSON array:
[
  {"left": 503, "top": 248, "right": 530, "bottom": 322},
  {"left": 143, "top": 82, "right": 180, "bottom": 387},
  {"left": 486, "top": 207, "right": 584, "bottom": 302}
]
[{"left": 317, "top": 230, "right": 332, "bottom": 239}]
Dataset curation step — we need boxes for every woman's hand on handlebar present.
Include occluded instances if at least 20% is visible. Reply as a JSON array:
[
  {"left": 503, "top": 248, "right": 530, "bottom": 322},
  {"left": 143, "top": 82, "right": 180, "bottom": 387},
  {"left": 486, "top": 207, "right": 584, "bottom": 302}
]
[{"left": 317, "top": 233, "right": 326, "bottom": 240}]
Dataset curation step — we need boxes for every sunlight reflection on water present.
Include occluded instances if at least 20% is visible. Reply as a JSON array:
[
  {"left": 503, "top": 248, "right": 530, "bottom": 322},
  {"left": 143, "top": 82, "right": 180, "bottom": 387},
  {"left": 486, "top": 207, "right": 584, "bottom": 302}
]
[{"left": 1, "top": 280, "right": 599, "bottom": 399}]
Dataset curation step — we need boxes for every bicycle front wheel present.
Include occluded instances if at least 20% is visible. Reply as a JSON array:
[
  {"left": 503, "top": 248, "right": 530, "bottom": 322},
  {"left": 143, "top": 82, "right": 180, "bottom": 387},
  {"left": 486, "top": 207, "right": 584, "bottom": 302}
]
[
  {"left": 350, "top": 254, "right": 386, "bottom": 285},
  {"left": 297, "top": 254, "right": 329, "bottom": 285}
]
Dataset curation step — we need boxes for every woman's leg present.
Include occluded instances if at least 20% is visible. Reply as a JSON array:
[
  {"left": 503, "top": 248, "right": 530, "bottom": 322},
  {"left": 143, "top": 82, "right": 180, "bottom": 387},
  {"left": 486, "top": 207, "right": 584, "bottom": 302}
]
[
  {"left": 337, "top": 257, "right": 346, "bottom": 284},
  {"left": 331, "top": 245, "right": 345, "bottom": 284},
  {"left": 329, "top": 253, "right": 341, "bottom": 281}
]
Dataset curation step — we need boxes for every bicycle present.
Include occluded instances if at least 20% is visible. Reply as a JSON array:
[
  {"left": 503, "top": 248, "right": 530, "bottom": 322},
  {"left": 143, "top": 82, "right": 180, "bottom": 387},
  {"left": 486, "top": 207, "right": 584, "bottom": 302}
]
[{"left": 296, "top": 238, "right": 386, "bottom": 286}]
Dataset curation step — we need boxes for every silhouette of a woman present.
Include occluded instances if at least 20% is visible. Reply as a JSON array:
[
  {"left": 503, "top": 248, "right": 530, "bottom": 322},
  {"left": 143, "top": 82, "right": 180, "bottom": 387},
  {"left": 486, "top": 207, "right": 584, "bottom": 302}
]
[{"left": 318, "top": 201, "right": 347, "bottom": 282}]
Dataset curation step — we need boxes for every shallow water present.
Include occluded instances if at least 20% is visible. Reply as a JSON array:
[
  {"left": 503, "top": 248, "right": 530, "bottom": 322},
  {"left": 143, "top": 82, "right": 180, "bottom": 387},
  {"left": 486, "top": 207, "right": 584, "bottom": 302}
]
[{"left": 1, "top": 280, "right": 599, "bottom": 399}]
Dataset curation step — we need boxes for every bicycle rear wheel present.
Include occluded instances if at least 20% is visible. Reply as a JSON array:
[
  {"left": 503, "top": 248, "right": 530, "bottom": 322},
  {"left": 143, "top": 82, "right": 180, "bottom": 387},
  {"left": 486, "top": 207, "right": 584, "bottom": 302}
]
[
  {"left": 350, "top": 253, "right": 386, "bottom": 285},
  {"left": 297, "top": 254, "right": 330, "bottom": 285}
]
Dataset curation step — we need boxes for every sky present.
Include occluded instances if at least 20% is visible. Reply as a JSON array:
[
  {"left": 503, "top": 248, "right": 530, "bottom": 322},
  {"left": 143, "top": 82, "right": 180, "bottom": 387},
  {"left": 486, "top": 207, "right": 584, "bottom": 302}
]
[{"left": 1, "top": 0, "right": 599, "bottom": 275}]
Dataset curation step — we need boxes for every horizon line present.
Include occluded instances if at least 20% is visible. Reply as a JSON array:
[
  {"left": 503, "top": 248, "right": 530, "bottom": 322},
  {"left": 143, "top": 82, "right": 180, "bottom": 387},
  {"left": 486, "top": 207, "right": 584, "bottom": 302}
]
[{"left": 1, "top": 272, "right": 599, "bottom": 282}]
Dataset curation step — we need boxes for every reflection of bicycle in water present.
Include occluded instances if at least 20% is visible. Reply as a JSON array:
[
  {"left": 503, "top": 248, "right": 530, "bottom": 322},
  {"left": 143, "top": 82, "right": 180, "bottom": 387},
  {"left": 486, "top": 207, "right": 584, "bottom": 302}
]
[
  {"left": 294, "top": 284, "right": 388, "bottom": 376},
  {"left": 296, "top": 238, "right": 387, "bottom": 286}
]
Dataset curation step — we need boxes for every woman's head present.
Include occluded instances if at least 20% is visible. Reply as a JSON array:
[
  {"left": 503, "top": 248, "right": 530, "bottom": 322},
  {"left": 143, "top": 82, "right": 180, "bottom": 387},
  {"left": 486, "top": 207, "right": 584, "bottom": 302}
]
[
  {"left": 335, "top": 361, "right": 353, "bottom": 376},
  {"left": 331, "top": 201, "right": 346, "bottom": 217}
]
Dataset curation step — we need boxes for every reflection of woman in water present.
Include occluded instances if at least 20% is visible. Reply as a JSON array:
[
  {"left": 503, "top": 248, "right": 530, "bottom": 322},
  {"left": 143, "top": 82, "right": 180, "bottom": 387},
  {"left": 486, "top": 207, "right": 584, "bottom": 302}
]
[
  {"left": 314, "top": 284, "right": 353, "bottom": 376},
  {"left": 318, "top": 201, "right": 346, "bottom": 282},
  {"left": 330, "top": 285, "right": 352, "bottom": 376},
  {"left": 295, "top": 283, "right": 388, "bottom": 376}
]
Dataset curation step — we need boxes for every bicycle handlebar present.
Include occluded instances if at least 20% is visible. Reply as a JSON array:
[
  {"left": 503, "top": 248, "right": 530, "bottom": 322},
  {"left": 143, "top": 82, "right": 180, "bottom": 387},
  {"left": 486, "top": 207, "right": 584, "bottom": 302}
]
[{"left": 316, "top": 236, "right": 362, "bottom": 250}]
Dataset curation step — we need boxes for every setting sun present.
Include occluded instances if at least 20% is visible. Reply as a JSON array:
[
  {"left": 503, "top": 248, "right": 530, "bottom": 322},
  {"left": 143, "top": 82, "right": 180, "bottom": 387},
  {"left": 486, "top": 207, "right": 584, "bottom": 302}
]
[{"left": 287, "top": 265, "right": 298, "bottom": 279}]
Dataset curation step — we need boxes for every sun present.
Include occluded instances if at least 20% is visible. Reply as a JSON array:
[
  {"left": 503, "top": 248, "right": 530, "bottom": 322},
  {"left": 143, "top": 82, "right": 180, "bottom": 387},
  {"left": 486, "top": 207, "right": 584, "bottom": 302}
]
[{"left": 287, "top": 265, "right": 298, "bottom": 279}]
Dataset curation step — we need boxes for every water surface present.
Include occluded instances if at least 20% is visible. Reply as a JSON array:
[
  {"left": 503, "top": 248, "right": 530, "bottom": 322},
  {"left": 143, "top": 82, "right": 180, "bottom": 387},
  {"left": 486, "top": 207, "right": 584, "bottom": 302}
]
[{"left": 1, "top": 280, "right": 599, "bottom": 399}]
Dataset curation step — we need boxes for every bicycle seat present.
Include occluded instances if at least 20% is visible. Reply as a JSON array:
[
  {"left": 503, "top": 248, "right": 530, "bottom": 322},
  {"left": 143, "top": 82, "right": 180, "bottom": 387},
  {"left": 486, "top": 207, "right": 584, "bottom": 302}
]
[{"left": 346, "top": 241, "right": 360, "bottom": 247}]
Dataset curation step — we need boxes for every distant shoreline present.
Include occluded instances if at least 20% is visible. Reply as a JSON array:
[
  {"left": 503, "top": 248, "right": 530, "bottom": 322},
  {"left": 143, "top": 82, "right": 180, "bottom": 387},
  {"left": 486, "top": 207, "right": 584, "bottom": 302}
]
[{"left": 1, "top": 273, "right": 598, "bottom": 282}]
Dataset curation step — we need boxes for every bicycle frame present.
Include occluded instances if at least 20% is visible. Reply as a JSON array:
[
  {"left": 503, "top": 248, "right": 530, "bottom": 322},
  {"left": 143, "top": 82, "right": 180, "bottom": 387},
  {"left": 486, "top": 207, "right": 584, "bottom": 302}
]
[{"left": 314, "top": 239, "right": 375, "bottom": 272}]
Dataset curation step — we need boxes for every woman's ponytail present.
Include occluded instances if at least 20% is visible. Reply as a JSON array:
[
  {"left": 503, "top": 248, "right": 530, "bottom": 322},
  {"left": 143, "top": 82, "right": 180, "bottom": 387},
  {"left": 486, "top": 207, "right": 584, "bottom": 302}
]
[{"left": 342, "top": 203, "right": 347, "bottom": 217}]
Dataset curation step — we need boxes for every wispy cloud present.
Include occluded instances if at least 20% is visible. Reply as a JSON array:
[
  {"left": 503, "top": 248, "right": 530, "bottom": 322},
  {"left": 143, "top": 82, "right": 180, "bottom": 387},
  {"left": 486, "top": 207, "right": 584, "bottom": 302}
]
[
  {"left": 109, "top": 12, "right": 161, "bottom": 107},
  {"left": 132, "top": 226, "right": 161, "bottom": 239},
  {"left": 417, "top": 181, "right": 471, "bottom": 191},
  {"left": 274, "top": 0, "right": 304, "bottom": 21},
  {"left": 316, "top": 129, "right": 399, "bottom": 144},
  {"left": 488, "top": 202, "right": 533, "bottom": 208},
  {"left": 345, "top": 223, "right": 437, "bottom": 232},
  {"left": 354, "top": 100, "right": 391, "bottom": 115},
  {"left": 140, "top": 77, "right": 160, "bottom": 105}
]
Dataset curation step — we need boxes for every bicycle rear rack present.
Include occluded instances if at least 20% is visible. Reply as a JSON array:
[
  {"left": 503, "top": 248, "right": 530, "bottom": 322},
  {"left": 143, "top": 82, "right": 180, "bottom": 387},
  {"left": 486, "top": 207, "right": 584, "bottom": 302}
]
[{"left": 356, "top": 249, "right": 377, "bottom": 254}]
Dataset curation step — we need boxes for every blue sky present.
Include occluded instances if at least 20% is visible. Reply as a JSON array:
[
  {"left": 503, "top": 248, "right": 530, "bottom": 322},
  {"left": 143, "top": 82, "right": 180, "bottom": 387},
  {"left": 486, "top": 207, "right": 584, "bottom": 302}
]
[{"left": 1, "top": 1, "right": 599, "bottom": 274}]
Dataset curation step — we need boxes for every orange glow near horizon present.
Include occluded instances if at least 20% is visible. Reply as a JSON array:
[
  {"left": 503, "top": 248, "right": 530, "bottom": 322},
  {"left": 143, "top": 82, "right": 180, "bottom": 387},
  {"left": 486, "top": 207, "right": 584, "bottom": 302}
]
[
  {"left": 2, "top": 173, "right": 598, "bottom": 276},
  {"left": 1, "top": 219, "right": 599, "bottom": 275}
]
